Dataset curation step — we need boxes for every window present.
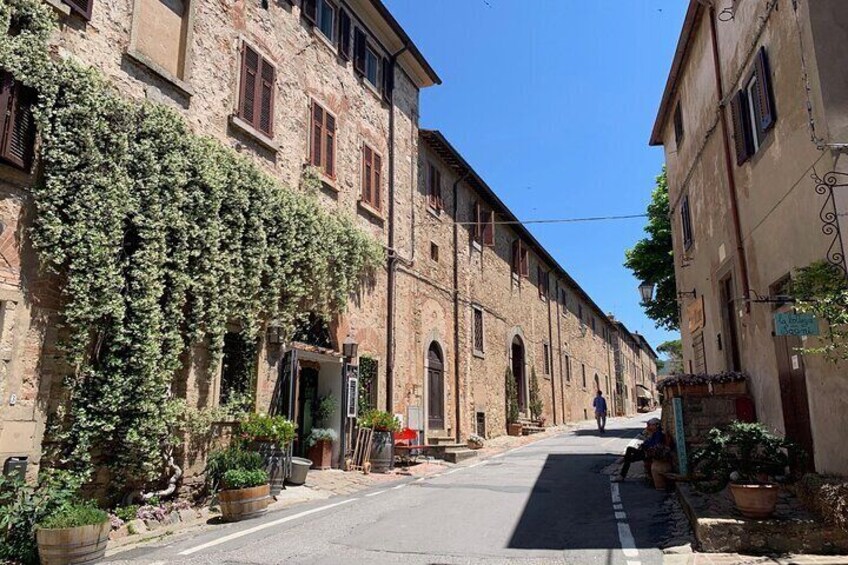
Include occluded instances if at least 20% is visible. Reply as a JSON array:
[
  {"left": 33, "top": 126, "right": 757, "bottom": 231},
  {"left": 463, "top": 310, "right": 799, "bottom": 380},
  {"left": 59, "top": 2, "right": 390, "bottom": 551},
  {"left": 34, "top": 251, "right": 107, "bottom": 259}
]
[
  {"left": 364, "top": 44, "right": 380, "bottom": 88},
  {"left": 316, "top": 0, "right": 336, "bottom": 42},
  {"left": 359, "top": 356, "right": 379, "bottom": 413},
  {"left": 578, "top": 303, "right": 584, "bottom": 322},
  {"left": 581, "top": 364, "right": 587, "bottom": 388},
  {"left": 0, "top": 72, "right": 36, "bottom": 171},
  {"left": 512, "top": 240, "right": 529, "bottom": 278},
  {"left": 65, "top": 0, "right": 93, "bottom": 20},
  {"left": 338, "top": 9, "right": 351, "bottom": 59},
  {"left": 430, "top": 242, "right": 439, "bottom": 262},
  {"left": 673, "top": 102, "right": 684, "bottom": 147},
  {"left": 472, "top": 201, "right": 495, "bottom": 246},
  {"left": 591, "top": 317, "right": 596, "bottom": 333},
  {"left": 361, "top": 144, "right": 382, "bottom": 210},
  {"left": 537, "top": 267, "right": 549, "bottom": 299},
  {"left": 730, "top": 47, "right": 776, "bottom": 165},
  {"left": 131, "top": 0, "right": 190, "bottom": 82},
  {"left": 353, "top": 27, "right": 382, "bottom": 89},
  {"left": 237, "top": 43, "right": 275, "bottom": 137},
  {"left": 560, "top": 288, "right": 568, "bottom": 315},
  {"left": 427, "top": 162, "right": 443, "bottom": 210},
  {"left": 310, "top": 100, "right": 335, "bottom": 177},
  {"left": 472, "top": 305, "right": 484, "bottom": 355},
  {"left": 543, "top": 343, "right": 551, "bottom": 375},
  {"left": 681, "top": 195, "right": 693, "bottom": 249},
  {"left": 564, "top": 355, "right": 571, "bottom": 382}
]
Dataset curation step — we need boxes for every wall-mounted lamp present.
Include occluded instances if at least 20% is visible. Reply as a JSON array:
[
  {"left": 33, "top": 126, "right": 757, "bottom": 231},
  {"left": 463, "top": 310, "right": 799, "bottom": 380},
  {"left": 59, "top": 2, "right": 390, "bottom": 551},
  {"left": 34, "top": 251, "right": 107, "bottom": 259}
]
[
  {"left": 638, "top": 281, "right": 655, "bottom": 303},
  {"left": 266, "top": 323, "right": 283, "bottom": 345},
  {"left": 342, "top": 334, "right": 358, "bottom": 360}
]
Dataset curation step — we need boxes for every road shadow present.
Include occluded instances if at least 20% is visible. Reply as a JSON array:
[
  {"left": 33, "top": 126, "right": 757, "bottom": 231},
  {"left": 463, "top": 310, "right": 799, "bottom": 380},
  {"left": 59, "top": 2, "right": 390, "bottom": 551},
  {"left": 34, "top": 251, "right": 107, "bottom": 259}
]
[
  {"left": 572, "top": 425, "right": 645, "bottom": 439},
  {"left": 508, "top": 453, "right": 669, "bottom": 551}
]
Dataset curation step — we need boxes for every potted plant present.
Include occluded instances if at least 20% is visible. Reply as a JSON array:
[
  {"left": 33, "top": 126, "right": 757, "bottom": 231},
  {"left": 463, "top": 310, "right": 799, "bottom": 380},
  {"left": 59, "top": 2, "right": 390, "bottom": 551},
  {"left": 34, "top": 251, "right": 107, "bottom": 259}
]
[
  {"left": 218, "top": 468, "right": 271, "bottom": 522},
  {"left": 529, "top": 367, "right": 544, "bottom": 426},
  {"left": 467, "top": 434, "right": 485, "bottom": 450},
  {"left": 692, "top": 421, "right": 797, "bottom": 518},
  {"left": 505, "top": 368, "right": 522, "bottom": 436},
  {"left": 360, "top": 409, "right": 400, "bottom": 473},
  {"left": 307, "top": 428, "right": 338, "bottom": 470},
  {"left": 36, "top": 501, "right": 110, "bottom": 564},
  {"left": 238, "top": 413, "right": 296, "bottom": 496}
]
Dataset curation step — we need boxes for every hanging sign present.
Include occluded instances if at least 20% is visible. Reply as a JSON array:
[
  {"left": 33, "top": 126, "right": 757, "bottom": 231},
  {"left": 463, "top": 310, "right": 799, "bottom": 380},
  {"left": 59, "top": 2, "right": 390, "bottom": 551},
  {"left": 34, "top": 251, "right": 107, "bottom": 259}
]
[
  {"left": 673, "top": 397, "right": 688, "bottom": 476},
  {"left": 687, "top": 296, "right": 705, "bottom": 333},
  {"left": 774, "top": 312, "right": 819, "bottom": 336},
  {"left": 346, "top": 364, "right": 359, "bottom": 418}
]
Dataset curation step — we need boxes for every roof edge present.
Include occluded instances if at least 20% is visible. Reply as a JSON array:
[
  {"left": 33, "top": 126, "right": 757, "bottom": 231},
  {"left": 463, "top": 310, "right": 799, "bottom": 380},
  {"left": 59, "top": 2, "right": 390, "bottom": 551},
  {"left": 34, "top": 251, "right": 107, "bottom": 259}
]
[
  {"left": 369, "top": 0, "right": 442, "bottom": 86},
  {"left": 649, "top": 1, "right": 702, "bottom": 146}
]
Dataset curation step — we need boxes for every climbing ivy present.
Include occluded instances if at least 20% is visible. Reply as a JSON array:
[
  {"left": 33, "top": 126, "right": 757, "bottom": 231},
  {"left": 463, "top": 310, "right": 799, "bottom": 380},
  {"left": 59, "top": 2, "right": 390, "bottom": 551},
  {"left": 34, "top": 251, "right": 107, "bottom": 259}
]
[
  {"left": 0, "top": 0, "right": 383, "bottom": 494},
  {"left": 792, "top": 261, "right": 848, "bottom": 362}
]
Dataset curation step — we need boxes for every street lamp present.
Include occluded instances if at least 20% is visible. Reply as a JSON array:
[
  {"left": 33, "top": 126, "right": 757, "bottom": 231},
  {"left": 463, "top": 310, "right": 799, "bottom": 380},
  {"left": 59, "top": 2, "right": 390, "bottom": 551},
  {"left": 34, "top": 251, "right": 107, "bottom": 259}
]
[
  {"left": 342, "top": 334, "right": 358, "bottom": 360},
  {"left": 638, "top": 281, "right": 655, "bottom": 303}
]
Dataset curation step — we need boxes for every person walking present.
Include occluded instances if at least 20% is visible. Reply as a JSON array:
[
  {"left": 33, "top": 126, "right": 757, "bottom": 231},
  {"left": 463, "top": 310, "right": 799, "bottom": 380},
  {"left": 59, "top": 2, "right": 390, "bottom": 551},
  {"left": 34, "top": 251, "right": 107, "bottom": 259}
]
[{"left": 593, "top": 390, "right": 607, "bottom": 433}]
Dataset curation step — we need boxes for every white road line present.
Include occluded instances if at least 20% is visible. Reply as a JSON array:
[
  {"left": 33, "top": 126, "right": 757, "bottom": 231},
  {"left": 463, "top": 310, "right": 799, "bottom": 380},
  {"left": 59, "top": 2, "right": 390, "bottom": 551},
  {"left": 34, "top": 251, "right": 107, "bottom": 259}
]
[
  {"left": 442, "top": 469, "right": 460, "bottom": 476},
  {"left": 466, "top": 462, "right": 483, "bottom": 469},
  {"left": 613, "top": 503, "right": 623, "bottom": 510},
  {"left": 414, "top": 476, "right": 426, "bottom": 482},
  {"left": 392, "top": 483, "right": 406, "bottom": 490},
  {"left": 364, "top": 490, "right": 386, "bottom": 497},
  {"left": 617, "top": 522, "right": 639, "bottom": 558},
  {"left": 626, "top": 561, "right": 642, "bottom": 565},
  {"left": 610, "top": 482, "right": 621, "bottom": 504},
  {"left": 178, "top": 498, "right": 357, "bottom": 556},
  {"left": 491, "top": 452, "right": 505, "bottom": 459},
  {"left": 614, "top": 511, "right": 627, "bottom": 520}
]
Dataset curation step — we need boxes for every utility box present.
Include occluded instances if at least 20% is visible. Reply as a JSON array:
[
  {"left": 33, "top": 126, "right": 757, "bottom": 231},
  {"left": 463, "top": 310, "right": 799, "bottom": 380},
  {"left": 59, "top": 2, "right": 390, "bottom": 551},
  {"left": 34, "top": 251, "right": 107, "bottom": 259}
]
[{"left": 3, "top": 456, "right": 27, "bottom": 481}]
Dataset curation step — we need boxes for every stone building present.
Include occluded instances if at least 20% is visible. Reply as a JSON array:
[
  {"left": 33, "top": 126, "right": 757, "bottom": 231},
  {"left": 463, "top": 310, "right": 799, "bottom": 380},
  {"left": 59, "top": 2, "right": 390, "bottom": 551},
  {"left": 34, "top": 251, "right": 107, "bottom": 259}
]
[
  {"left": 651, "top": 0, "right": 848, "bottom": 474},
  {"left": 0, "top": 0, "right": 654, "bottom": 482}
]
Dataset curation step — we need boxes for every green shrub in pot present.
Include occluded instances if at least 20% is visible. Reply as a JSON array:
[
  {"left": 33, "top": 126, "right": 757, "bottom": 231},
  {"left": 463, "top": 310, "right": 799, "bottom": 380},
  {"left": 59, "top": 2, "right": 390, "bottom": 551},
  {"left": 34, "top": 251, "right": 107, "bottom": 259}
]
[
  {"left": 359, "top": 409, "right": 400, "bottom": 432},
  {"left": 206, "top": 446, "right": 264, "bottom": 493},
  {"left": 222, "top": 469, "right": 269, "bottom": 491},
  {"left": 306, "top": 428, "right": 339, "bottom": 448},
  {"left": 238, "top": 413, "right": 296, "bottom": 449},
  {"left": 38, "top": 502, "right": 108, "bottom": 530}
]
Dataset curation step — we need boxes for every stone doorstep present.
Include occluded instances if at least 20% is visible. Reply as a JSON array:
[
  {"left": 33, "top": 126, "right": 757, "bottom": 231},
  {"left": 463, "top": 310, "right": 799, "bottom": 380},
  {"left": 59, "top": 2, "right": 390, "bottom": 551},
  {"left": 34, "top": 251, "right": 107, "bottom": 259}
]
[{"left": 676, "top": 484, "right": 848, "bottom": 556}]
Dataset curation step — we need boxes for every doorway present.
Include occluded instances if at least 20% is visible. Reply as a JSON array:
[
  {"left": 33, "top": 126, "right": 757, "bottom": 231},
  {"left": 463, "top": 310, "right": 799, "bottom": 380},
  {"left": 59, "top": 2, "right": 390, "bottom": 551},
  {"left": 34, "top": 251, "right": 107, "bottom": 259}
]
[
  {"left": 774, "top": 335, "right": 815, "bottom": 472},
  {"left": 296, "top": 366, "right": 319, "bottom": 457},
  {"left": 720, "top": 275, "right": 742, "bottom": 371},
  {"left": 511, "top": 335, "right": 526, "bottom": 413},
  {"left": 427, "top": 342, "right": 445, "bottom": 430}
]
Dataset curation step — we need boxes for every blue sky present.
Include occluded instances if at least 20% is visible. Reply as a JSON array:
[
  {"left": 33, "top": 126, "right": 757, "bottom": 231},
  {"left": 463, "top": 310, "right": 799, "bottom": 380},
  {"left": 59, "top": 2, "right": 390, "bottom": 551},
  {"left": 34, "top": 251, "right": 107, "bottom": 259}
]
[{"left": 385, "top": 0, "right": 687, "bottom": 353}]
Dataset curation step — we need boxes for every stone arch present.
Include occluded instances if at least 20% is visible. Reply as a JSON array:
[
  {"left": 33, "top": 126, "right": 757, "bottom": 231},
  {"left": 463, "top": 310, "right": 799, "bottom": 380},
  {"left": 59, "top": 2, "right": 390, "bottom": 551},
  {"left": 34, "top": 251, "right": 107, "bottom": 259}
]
[
  {"left": 507, "top": 327, "right": 528, "bottom": 415},
  {"left": 423, "top": 331, "right": 448, "bottom": 434}
]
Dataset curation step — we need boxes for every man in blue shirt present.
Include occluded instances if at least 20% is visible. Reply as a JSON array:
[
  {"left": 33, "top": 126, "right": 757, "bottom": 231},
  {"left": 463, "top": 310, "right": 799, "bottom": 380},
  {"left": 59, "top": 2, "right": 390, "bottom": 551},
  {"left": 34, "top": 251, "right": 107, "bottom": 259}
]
[
  {"left": 592, "top": 390, "right": 607, "bottom": 433},
  {"left": 612, "top": 418, "right": 665, "bottom": 481}
]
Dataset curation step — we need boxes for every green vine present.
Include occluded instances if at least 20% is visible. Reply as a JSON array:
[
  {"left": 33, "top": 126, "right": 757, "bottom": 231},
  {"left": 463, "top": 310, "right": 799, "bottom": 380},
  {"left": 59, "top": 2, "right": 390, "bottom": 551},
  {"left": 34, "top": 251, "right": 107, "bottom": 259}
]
[
  {"left": 0, "top": 0, "right": 383, "bottom": 495},
  {"left": 793, "top": 260, "right": 848, "bottom": 362}
]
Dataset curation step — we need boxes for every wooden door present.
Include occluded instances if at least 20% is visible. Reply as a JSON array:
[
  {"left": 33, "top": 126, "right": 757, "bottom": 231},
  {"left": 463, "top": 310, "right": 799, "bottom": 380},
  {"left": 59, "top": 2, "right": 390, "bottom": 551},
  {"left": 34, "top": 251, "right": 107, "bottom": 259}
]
[
  {"left": 721, "top": 276, "right": 742, "bottom": 371},
  {"left": 775, "top": 335, "right": 815, "bottom": 471},
  {"left": 427, "top": 344, "right": 444, "bottom": 430}
]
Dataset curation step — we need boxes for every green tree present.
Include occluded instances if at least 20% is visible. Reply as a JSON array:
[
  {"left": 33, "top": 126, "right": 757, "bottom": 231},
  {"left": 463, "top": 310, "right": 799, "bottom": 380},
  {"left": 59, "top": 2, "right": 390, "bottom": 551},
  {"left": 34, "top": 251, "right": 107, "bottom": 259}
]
[
  {"left": 528, "top": 367, "right": 543, "bottom": 421},
  {"left": 505, "top": 368, "right": 519, "bottom": 425},
  {"left": 657, "top": 339, "right": 683, "bottom": 374},
  {"left": 625, "top": 167, "right": 679, "bottom": 331}
]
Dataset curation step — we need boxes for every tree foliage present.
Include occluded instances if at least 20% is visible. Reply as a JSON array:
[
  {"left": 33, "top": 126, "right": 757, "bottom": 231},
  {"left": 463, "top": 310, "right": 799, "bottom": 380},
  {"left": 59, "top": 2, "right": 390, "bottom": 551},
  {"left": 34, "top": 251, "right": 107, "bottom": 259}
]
[
  {"left": 792, "top": 260, "right": 848, "bottom": 362},
  {"left": 528, "top": 366, "right": 542, "bottom": 421},
  {"left": 0, "top": 0, "right": 383, "bottom": 495},
  {"left": 505, "top": 368, "right": 519, "bottom": 425},
  {"left": 625, "top": 168, "right": 679, "bottom": 331},
  {"left": 657, "top": 339, "right": 683, "bottom": 374}
]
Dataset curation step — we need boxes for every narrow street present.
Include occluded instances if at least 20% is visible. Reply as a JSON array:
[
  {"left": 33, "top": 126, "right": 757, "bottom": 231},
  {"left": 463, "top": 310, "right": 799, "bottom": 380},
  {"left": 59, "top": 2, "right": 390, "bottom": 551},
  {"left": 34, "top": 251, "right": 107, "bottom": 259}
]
[{"left": 105, "top": 412, "right": 678, "bottom": 565}]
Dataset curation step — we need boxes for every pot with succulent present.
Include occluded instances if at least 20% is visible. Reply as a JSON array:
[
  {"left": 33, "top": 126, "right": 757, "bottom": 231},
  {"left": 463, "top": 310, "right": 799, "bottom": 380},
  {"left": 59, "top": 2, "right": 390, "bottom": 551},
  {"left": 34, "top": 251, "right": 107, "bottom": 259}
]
[
  {"left": 692, "top": 421, "right": 799, "bottom": 519},
  {"left": 307, "top": 394, "right": 338, "bottom": 470},
  {"left": 360, "top": 409, "right": 401, "bottom": 473},
  {"left": 239, "top": 413, "right": 296, "bottom": 496},
  {"left": 467, "top": 434, "right": 485, "bottom": 450},
  {"left": 36, "top": 501, "right": 111, "bottom": 565}
]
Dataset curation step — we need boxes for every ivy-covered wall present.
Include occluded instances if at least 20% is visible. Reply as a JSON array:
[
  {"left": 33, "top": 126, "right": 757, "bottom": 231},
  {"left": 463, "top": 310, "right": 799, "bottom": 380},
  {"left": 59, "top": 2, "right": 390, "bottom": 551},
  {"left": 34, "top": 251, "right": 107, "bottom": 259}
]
[{"left": 0, "top": 0, "right": 384, "bottom": 497}]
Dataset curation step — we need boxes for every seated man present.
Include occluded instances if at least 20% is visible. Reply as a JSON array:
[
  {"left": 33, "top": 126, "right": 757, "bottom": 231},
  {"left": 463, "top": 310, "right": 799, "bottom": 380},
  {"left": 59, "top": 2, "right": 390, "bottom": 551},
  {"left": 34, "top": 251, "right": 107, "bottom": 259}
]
[{"left": 612, "top": 417, "right": 664, "bottom": 482}]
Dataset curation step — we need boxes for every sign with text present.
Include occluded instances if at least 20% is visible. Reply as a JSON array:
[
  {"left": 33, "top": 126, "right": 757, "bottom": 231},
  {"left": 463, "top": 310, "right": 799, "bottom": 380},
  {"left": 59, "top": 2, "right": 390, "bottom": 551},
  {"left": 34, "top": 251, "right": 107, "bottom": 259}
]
[
  {"left": 687, "top": 296, "right": 705, "bottom": 334},
  {"left": 346, "top": 364, "right": 359, "bottom": 418},
  {"left": 774, "top": 312, "right": 819, "bottom": 337}
]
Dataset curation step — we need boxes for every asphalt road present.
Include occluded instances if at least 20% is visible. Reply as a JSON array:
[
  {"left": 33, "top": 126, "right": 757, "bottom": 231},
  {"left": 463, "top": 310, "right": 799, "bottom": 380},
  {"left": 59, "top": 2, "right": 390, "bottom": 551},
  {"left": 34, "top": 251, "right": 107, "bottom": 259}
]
[{"left": 105, "top": 412, "right": 674, "bottom": 565}]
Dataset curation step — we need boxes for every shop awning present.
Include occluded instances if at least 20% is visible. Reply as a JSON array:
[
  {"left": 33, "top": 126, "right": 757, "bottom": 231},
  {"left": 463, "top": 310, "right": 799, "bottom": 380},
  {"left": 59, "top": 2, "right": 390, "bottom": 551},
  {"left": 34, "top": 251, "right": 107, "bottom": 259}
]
[{"left": 637, "top": 385, "right": 653, "bottom": 399}]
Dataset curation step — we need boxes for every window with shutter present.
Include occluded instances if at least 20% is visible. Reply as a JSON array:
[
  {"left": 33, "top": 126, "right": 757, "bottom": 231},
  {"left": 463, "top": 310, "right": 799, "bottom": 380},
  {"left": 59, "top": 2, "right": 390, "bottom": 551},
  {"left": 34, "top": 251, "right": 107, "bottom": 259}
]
[
  {"left": 730, "top": 46, "right": 776, "bottom": 166},
  {"left": 730, "top": 90, "right": 753, "bottom": 165},
  {"left": 472, "top": 306, "right": 484, "bottom": 355},
  {"left": 427, "top": 163, "right": 442, "bottom": 211},
  {"left": 338, "top": 10, "right": 351, "bottom": 60},
  {"left": 361, "top": 143, "right": 382, "bottom": 210},
  {"left": 0, "top": 72, "right": 36, "bottom": 171},
  {"left": 537, "top": 266, "right": 548, "bottom": 299},
  {"left": 482, "top": 209, "right": 495, "bottom": 246},
  {"left": 315, "top": 0, "right": 336, "bottom": 42},
  {"left": 238, "top": 43, "right": 275, "bottom": 138},
  {"left": 353, "top": 27, "right": 366, "bottom": 75},
  {"left": 302, "top": 0, "right": 317, "bottom": 24},
  {"left": 543, "top": 343, "right": 551, "bottom": 375},
  {"left": 673, "top": 102, "right": 684, "bottom": 147},
  {"left": 512, "top": 240, "right": 528, "bottom": 278},
  {"left": 753, "top": 47, "right": 776, "bottom": 134},
  {"left": 381, "top": 57, "right": 393, "bottom": 102},
  {"left": 65, "top": 0, "right": 94, "bottom": 20},
  {"left": 310, "top": 100, "right": 336, "bottom": 178},
  {"left": 681, "top": 195, "right": 694, "bottom": 249}
]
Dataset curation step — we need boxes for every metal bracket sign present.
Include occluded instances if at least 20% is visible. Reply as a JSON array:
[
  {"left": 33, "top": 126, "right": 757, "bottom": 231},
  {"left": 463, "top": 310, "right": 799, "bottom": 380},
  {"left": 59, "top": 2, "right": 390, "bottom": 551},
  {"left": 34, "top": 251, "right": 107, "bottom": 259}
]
[
  {"left": 774, "top": 312, "right": 819, "bottom": 336},
  {"left": 346, "top": 364, "right": 359, "bottom": 418},
  {"left": 673, "top": 397, "right": 688, "bottom": 476}
]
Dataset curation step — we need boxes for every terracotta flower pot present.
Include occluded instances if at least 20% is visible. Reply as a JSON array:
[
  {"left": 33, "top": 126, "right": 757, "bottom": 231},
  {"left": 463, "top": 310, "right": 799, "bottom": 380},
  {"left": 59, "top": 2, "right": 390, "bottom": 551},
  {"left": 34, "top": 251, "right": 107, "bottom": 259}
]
[
  {"left": 37, "top": 520, "right": 110, "bottom": 565},
  {"left": 218, "top": 483, "right": 271, "bottom": 522},
  {"left": 729, "top": 483, "right": 779, "bottom": 519},
  {"left": 308, "top": 439, "right": 333, "bottom": 470},
  {"left": 507, "top": 422, "right": 523, "bottom": 436},
  {"left": 651, "top": 459, "right": 672, "bottom": 491}
]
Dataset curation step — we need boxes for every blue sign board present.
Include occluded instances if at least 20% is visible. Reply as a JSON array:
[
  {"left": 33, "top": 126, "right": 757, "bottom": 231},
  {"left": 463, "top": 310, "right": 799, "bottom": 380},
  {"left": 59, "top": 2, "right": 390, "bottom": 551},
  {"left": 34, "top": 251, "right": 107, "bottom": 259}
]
[
  {"left": 673, "top": 397, "right": 688, "bottom": 476},
  {"left": 774, "top": 312, "right": 819, "bottom": 337}
]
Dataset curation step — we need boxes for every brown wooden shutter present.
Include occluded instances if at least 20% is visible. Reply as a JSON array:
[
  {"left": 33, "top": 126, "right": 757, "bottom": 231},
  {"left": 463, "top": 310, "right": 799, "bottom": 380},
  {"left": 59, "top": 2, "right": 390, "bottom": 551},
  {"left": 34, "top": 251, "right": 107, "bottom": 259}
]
[
  {"left": 538, "top": 266, "right": 544, "bottom": 298},
  {"left": 373, "top": 153, "right": 381, "bottom": 210},
  {"left": 240, "top": 44, "right": 259, "bottom": 127},
  {"left": 65, "top": 0, "right": 93, "bottom": 20},
  {"left": 0, "top": 74, "right": 35, "bottom": 171},
  {"left": 0, "top": 73, "right": 12, "bottom": 147},
  {"left": 311, "top": 102, "right": 323, "bottom": 168},
  {"left": 362, "top": 145, "right": 372, "bottom": 205},
  {"left": 753, "top": 47, "right": 776, "bottom": 134},
  {"left": 324, "top": 112, "right": 335, "bottom": 177},
  {"left": 512, "top": 240, "right": 520, "bottom": 274},
  {"left": 353, "top": 28, "right": 366, "bottom": 75},
  {"left": 338, "top": 10, "right": 351, "bottom": 60},
  {"left": 302, "top": 0, "right": 317, "bottom": 24},
  {"left": 258, "top": 59, "right": 275, "bottom": 137},
  {"left": 520, "top": 244, "right": 529, "bottom": 277},
  {"left": 482, "top": 209, "right": 495, "bottom": 246},
  {"left": 730, "top": 90, "right": 752, "bottom": 166},
  {"left": 381, "top": 57, "right": 393, "bottom": 103},
  {"left": 471, "top": 201, "right": 481, "bottom": 242}
]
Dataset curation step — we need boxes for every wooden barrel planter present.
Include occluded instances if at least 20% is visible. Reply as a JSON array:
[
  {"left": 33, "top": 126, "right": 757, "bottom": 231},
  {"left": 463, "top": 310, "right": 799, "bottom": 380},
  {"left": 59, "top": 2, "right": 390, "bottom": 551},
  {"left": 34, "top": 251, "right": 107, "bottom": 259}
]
[
  {"left": 251, "top": 441, "right": 286, "bottom": 496},
  {"left": 218, "top": 483, "right": 271, "bottom": 522},
  {"left": 370, "top": 430, "right": 394, "bottom": 473},
  {"left": 36, "top": 520, "right": 110, "bottom": 565}
]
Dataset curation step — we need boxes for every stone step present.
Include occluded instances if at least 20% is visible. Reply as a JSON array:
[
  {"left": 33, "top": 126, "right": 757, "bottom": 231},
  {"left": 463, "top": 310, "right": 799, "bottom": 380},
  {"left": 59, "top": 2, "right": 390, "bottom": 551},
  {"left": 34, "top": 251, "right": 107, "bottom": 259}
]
[
  {"left": 442, "top": 448, "right": 478, "bottom": 464},
  {"left": 522, "top": 425, "right": 545, "bottom": 435},
  {"left": 426, "top": 436, "right": 457, "bottom": 445}
]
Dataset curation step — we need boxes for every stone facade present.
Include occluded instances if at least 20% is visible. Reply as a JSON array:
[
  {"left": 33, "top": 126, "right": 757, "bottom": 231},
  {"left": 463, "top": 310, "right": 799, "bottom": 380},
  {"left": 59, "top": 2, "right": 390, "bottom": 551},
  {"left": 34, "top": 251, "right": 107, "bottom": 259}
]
[{"left": 651, "top": 0, "right": 848, "bottom": 474}]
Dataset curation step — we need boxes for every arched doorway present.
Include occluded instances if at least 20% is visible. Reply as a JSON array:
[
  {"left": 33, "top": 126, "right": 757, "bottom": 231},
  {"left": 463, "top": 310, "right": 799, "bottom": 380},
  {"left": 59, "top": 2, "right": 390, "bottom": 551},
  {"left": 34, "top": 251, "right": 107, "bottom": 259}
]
[
  {"left": 427, "top": 342, "right": 445, "bottom": 430},
  {"left": 511, "top": 335, "right": 526, "bottom": 413}
]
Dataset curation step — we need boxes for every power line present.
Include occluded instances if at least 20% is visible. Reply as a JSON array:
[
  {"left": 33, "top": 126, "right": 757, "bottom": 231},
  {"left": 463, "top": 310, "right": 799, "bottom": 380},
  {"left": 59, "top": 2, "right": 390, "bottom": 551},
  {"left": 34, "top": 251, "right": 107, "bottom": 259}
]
[{"left": 455, "top": 213, "right": 648, "bottom": 226}]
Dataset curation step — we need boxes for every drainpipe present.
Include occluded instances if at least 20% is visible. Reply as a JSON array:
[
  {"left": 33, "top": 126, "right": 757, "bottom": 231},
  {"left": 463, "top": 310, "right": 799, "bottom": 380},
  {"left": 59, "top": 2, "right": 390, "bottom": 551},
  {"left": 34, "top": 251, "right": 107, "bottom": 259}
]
[
  {"left": 546, "top": 280, "right": 557, "bottom": 425},
  {"left": 385, "top": 45, "right": 407, "bottom": 414},
  {"left": 453, "top": 170, "right": 470, "bottom": 443},
  {"left": 709, "top": 6, "right": 751, "bottom": 312}
]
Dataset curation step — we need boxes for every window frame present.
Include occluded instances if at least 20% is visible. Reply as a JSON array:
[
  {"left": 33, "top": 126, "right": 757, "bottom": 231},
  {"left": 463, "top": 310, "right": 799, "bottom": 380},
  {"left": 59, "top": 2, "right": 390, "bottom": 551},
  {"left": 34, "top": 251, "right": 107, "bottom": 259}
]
[
  {"left": 364, "top": 43, "right": 380, "bottom": 89},
  {"left": 537, "top": 266, "right": 549, "bottom": 300},
  {"left": 236, "top": 41, "right": 276, "bottom": 139},
  {"left": 472, "top": 304, "right": 485, "bottom": 356},
  {"left": 360, "top": 142, "right": 382, "bottom": 211},
  {"left": 426, "top": 161, "right": 443, "bottom": 212},
  {"left": 309, "top": 99, "right": 336, "bottom": 179},
  {"left": 681, "top": 194, "right": 694, "bottom": 250},
  {"left": 316, "top": 0, "right": 336, "bottom": 43},
  {"left": 543, "top": 343, "right": 551, "bottom": 376},
  {"left": 673, "top": 101, "right": 684, "bottom": 147},
  {"left": 512, "top": 240, "right": 529, "bottom": 278},
  {"left": 0, "top": 71, "right": 36, "bottom": 171}
]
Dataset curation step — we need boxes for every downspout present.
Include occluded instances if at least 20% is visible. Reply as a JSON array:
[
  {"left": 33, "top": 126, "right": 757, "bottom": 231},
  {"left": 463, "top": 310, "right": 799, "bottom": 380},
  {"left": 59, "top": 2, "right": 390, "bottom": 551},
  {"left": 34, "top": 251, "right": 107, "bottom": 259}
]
[
  {"left": 709, "top": 6, "right": 751, "bottom": 312},
  {"left": 453, "top": 170, "right": 470, "bottom": 443},
  {"left": 385, "top": 45, "right": 407, "bottom": 413},
  {"left": 555, "top": 282, "right": 564, "bottom": 424},
  {"left": 546, "top": 280, "right": 557, "bottom": 425}
]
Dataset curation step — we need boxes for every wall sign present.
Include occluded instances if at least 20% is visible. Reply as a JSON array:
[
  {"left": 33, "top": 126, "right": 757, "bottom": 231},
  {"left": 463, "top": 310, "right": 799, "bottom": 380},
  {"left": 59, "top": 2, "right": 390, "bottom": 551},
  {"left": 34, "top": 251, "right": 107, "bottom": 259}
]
[
  {"left": 673, "top": 397, "right": 688, "bottom": 476},
  {"left": 774, "top": 312, "right": 819, "bottom": 337},
  {"left": 687, "top": 296, "right": 705, "bottom": 333},
  {"left": 346, "top": 364, "right": 359, "bottom": 418}
]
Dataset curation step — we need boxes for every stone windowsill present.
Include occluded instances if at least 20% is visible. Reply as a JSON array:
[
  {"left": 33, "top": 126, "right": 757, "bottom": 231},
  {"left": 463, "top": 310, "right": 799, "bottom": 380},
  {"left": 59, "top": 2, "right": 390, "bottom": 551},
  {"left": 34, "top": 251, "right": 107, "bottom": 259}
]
[
  {"left": 357, "top": 200, "right": 385, "bottom": 223},
  {"left": 229, "top": 115, "right": 279, "bottom": 153},
  {"left": 43, "top": 0, "right": 71, "bottom": 16},
  {"left": 426, "top": 205, "right": 443, "bottom": 220},
  {"left": 473, "top": 349, "right": 485, "bottom": 359},
  {"left": 126, "top": 49, "right": 194, "bottom": 99},
  {"left": 471, "top": 240, "right": 482, "bottom": 252}
]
